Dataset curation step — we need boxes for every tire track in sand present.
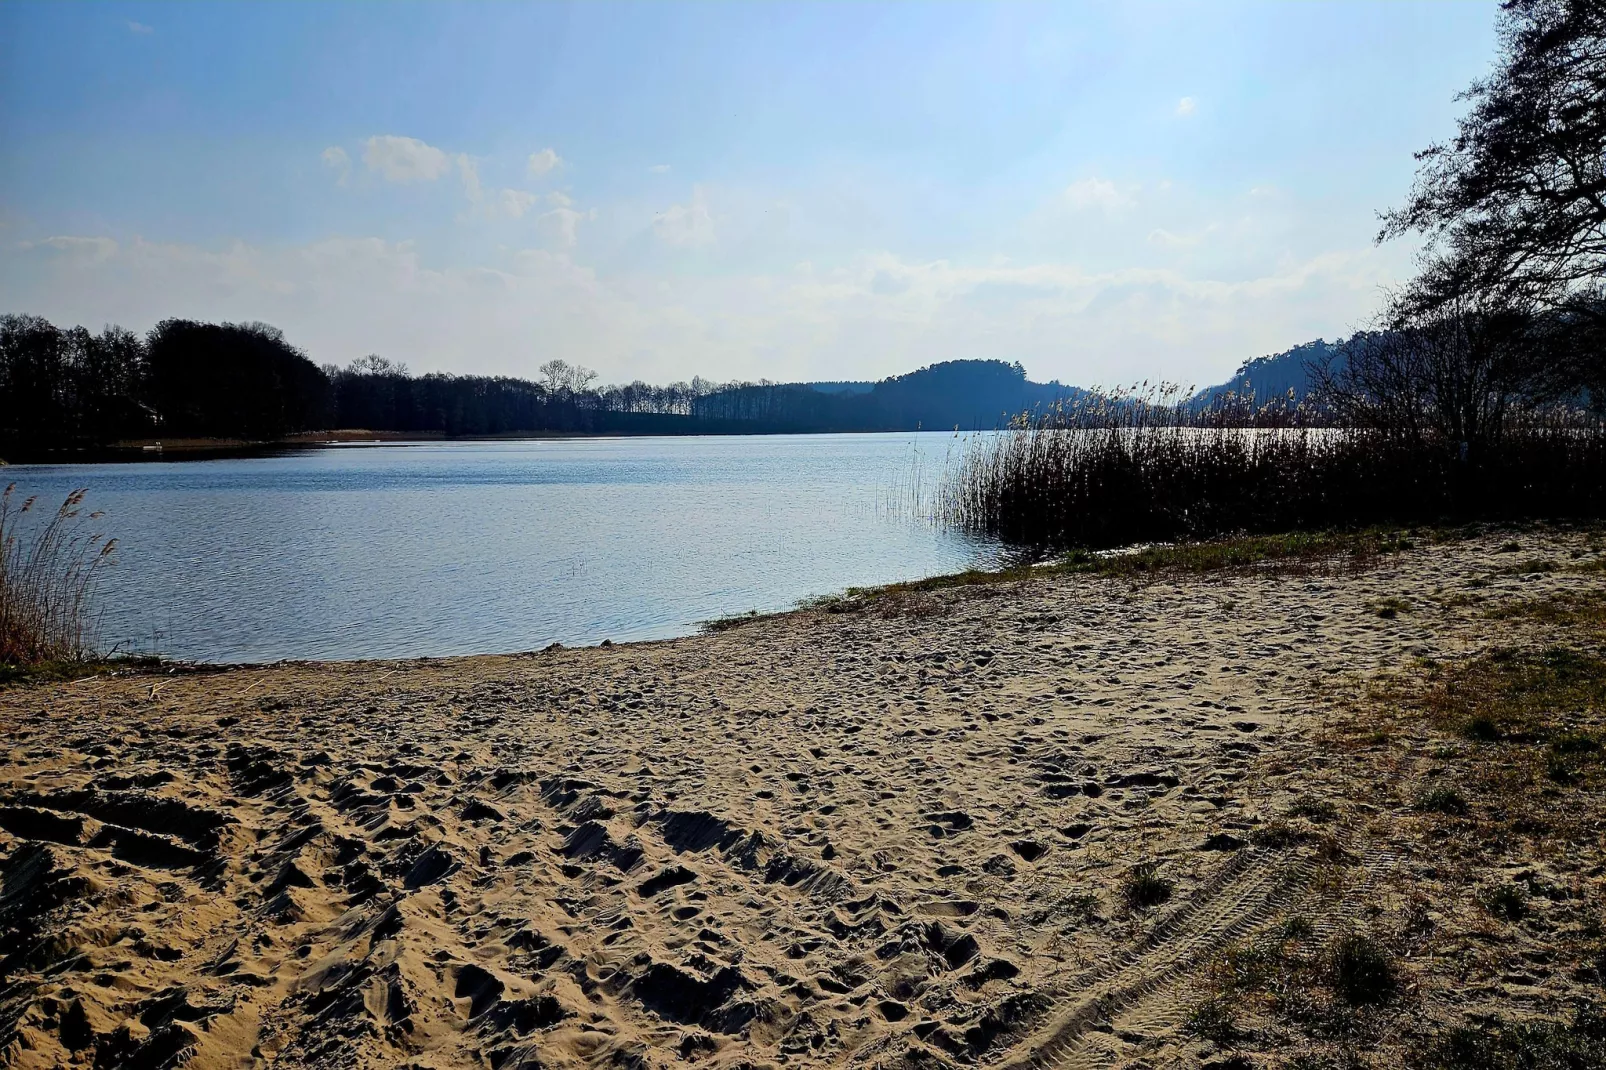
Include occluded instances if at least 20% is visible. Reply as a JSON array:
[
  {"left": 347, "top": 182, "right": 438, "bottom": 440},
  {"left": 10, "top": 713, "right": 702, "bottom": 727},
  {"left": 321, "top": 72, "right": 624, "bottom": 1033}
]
[
  {"left": 997, "top": 844, "right": 1401, "bottom": 1069},
  {"left": 993, "top": 846, "right": 1311, "bottom": 1069}
]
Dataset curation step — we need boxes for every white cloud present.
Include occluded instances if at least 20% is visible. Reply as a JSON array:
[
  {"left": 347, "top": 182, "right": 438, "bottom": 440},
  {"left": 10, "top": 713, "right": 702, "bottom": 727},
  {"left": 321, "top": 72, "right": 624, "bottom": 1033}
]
[
  {"left": 363, "top": 135, "right": 453, "bottom": 183},
  {"left": 527, "top": 148, "right": 562, "bottom": 177},
  {"left": 647, "top": 164, "right": 671, "bottom": 174},
  {"left": 322, "top": 146, "right": 351, "bottom": 186},
  {"left": 454, "top": 156, "right": 547, "bottom": 221},
  {"left": 126, "top": 21, "right": 153, "bottom": 34},
  {"left": 1, "top": 231, "right": 1403, "bottom": 387},
  {"left": 1176, "top": 96, "right": 1197, "bottom": 116},
  {"left": 537, "top": 207, "right": 591, "bottom": 248},
  {"left": 653, "top": 190, "right": 716, "bottom": 247},
  {"left": 499, "top": 189, "right": 539, "bottom": 219},
  {"left": 546, "top": 190, "right": 573, "bottom": 208},
  {"left": 1063, "top": 178, "right": 1134, "bottom": 214}
]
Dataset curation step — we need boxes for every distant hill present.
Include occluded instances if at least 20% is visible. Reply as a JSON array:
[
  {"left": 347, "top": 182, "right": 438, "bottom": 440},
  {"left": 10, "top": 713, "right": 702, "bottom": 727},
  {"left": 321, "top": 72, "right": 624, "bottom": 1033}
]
[
  {"left": 695, "top": 359, "right": 1085, "bottom": 431},
  {"left": 1190, "top": 339, "right": 1347, "bottom": 410}
]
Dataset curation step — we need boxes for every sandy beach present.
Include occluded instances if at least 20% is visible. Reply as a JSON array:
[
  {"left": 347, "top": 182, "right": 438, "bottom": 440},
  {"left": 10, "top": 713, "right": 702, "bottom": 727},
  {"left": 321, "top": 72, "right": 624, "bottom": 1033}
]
[{"left": 4, "top": 529, "right": 1604, "bottom": 1069}]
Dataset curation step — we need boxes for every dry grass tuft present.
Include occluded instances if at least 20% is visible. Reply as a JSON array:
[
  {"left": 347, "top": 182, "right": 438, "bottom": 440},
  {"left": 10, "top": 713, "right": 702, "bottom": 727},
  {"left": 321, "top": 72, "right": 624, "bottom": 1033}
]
[{"left": 0, "top": 485, "right": 117, "bottom": 668}]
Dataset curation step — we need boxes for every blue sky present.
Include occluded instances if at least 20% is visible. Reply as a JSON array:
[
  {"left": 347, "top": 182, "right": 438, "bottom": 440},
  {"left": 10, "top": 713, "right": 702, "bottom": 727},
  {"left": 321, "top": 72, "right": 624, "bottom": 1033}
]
[{"left": 0, "top": 1, "right": 1497, "bottom": 387}]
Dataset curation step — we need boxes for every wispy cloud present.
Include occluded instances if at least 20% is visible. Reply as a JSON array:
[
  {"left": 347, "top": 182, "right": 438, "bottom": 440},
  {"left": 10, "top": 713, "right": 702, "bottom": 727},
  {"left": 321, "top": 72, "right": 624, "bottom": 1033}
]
[
  {"left": 653, "top": 189, "right": 715, "bottom": 247},
  {"left": 321, "top": 146, "right": 351, "bottom": 186},
  {"left": 126, "top": 21, "right": 154, "bottom": 35},
  {"left": 1175, "top": 96, "right": 1197, "bottom": 117},
  {"left": 1063, "top": 177, "right": 1134, "bottom": 214},
  {"left": 3, "top": 232, "right": 1401, "bottom": 386},
  {"left": 19, "top": 235, "right": 119, "bottom": 261},
  {"left": 647, "top": 164, "right": 671, "bottom": 174}
]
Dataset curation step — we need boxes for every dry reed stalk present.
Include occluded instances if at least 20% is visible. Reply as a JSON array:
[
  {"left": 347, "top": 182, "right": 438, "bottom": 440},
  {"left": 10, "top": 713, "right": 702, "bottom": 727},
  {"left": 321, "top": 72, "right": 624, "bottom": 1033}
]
[{"left": 0, "top": 484, "right": 117, "bottom": 666}]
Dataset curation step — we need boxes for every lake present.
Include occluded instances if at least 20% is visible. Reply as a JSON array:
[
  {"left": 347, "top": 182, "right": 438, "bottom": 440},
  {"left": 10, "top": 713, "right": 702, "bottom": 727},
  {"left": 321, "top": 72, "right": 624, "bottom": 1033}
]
[{"left": 4, "top": 434, "right": 999, "bottom": 663}]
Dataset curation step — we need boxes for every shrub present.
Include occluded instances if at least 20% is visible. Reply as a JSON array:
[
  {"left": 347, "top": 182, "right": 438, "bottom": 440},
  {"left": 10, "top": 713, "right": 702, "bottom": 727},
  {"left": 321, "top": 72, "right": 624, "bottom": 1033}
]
[{"left": 0, "top": 486, "right": 115, "bottom": 667}]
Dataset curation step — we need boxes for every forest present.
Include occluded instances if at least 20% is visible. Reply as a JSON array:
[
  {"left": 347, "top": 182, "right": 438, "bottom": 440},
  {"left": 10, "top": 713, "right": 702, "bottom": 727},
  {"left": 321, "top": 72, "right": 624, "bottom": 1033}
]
[{"left": 0, "top": 313, "right": 1090, "bottom": 457}]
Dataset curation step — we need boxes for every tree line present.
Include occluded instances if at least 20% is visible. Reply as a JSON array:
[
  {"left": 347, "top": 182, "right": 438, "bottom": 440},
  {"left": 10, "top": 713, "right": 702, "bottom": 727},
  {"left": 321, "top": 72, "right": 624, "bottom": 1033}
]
[{"left": 0, "top": 310, "right": 1088, "bottom": 456}]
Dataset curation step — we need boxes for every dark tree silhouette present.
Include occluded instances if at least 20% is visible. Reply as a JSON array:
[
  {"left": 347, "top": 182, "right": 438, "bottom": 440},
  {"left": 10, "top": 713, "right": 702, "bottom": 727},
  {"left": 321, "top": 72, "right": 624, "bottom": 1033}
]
[
  {"left": 1380, "top": 0, "right": 1606, "bottom": 309},
  {"left": 145, "top": 319, "right": 332, "bottom": 438}
]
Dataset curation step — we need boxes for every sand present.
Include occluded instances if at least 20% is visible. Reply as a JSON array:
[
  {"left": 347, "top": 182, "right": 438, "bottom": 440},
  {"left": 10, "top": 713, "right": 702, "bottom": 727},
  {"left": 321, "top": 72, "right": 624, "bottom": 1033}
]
[{"left": 2, "top": 530, "right": 1603, "bottom": 1069}]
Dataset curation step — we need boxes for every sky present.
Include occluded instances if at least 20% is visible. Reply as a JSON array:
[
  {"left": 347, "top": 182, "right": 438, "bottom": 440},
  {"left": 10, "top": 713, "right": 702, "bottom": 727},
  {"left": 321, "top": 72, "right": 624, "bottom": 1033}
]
[{"left": 0, "top": 1, "right": 1499, "bottom": 388}]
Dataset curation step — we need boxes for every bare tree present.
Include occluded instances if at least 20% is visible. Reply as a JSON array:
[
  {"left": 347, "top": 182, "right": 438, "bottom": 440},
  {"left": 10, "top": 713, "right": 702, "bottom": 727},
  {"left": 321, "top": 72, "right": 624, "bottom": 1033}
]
[{"left": 1317, "top": 287, "right": 1542, "bottom": 446}]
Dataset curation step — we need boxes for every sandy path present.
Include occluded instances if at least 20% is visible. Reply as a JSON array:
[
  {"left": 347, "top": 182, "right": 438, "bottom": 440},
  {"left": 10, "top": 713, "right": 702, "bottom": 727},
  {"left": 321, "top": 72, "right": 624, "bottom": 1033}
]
[{"left": 1, "top": 531, "right": 1598, "bottom": 1069}]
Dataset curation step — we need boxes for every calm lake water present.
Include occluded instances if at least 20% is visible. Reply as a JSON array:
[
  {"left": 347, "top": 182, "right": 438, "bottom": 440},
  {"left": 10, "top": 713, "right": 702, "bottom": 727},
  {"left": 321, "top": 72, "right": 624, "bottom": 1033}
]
[{"left": 7, "top": 434, "right": 998, "bottom": 663}]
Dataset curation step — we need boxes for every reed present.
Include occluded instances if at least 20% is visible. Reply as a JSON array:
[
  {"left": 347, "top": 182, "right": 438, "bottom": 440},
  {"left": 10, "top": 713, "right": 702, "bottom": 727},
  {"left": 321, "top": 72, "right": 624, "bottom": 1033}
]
[
  {"left": 0, "top": 485, "right": 117, "bottom": 667},
  {"left": 937, "top": 388, "right": 1606, "bottom": 549}
]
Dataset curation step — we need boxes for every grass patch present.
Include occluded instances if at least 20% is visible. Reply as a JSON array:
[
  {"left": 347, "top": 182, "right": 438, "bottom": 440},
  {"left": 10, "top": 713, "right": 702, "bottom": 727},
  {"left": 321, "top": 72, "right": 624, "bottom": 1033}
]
[
  {"left": 1414, "top": 646, "right": 1606, "bottom": 745},
  {"left": 1250, "top": 818, "right": 1308, "bottom": 847},
  {"left": 1415, "top": 784, "right": 1471, "bottom": 816},
  {"left": 1478, "top": 883, "right": 1529, "bottom": 922},
  {"left": 0, "top": 655, "right": 162, "bottom": 690},
  {"left": 1121, "top": 861, "right": 1175, "bottom": 911},
  {"left": 1184, "top": 996, "right": 1239, "bottom": 1045},
  {"left": 1326, "top": 933, "right": 1398, "bottom": 1006},
  {"left": 0, "top": 486, "right": 117, "bottom": 670},
  {"left": 814, "top": 529, "right": 1438, "bottom": 617},
  {"left": 1419, "top": 1005, "right": 1606, "bottom": 1069},
  {"left": 1373, "top": 596, "right": 1414, "bottom": 619},
  {"left": 1486, "top": 589, "right": 1606, "bottom": 628},
  {"left": 1288, "top": 797, "right": 1339, "bottom": 822},
  {"left": 700, "top": 608, "right": 772, "bottom": 633}
]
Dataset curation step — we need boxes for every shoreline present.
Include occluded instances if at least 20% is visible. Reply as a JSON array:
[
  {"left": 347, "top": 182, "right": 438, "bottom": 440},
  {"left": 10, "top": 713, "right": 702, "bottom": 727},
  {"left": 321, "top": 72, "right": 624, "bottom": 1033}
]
[
  {"left": 0, "top": 426, "right": 962, "bottom": 467},
  {"left": 4, "top": 529, "right": 1605, "bottom": 1067}
]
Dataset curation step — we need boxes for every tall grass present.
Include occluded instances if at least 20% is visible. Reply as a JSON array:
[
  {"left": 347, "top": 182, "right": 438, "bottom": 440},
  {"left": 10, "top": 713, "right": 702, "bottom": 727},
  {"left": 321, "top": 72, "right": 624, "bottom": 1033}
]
[
  {"left": 937, "top": 389, "right": 1606, "bottom": 549},
  {"left": 0, "top": 485, "right": 117, "bottom": 666}
]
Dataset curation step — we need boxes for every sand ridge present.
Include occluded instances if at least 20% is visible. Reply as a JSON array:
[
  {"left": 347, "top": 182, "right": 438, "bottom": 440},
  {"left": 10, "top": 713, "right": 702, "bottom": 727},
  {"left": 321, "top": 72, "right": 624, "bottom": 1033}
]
[{"left": 1, "top": 532, "right": 1600, "bottom": 1068}]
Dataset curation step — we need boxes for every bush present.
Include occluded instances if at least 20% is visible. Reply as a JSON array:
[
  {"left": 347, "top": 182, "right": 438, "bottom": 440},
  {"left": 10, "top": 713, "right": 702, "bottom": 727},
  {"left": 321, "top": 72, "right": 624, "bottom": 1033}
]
[{"left": 0, "top": 486, "right": 115, "bottom": 667}]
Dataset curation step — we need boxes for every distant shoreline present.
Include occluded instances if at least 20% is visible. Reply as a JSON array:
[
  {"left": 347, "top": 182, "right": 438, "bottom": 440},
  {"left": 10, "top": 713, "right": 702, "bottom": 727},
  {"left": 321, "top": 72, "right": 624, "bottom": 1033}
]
[{"left": 0, "top": 425, "right": 944, "bottom": 465}]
